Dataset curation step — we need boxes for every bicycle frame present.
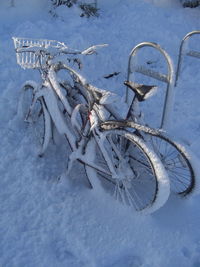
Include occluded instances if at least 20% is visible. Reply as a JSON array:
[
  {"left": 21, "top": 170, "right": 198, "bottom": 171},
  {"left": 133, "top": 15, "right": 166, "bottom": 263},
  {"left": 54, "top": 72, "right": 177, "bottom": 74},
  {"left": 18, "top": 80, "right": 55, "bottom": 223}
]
[{"left": 27, "top": 61, "right": 131, "bottom": 179}]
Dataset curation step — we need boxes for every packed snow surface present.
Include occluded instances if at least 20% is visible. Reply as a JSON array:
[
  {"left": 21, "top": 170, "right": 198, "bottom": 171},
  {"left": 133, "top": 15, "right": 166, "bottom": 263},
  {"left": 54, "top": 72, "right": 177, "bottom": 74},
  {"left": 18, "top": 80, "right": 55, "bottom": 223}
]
[{"left": 1, "top": 0, "right": 200, "bottom": 266}]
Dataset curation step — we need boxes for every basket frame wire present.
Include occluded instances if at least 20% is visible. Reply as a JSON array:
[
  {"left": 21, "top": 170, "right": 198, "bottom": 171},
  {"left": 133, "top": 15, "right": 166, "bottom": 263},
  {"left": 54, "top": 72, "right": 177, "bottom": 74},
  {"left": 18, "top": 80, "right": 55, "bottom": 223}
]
[{"left": 13, "top": 37, "right": 66, "bottom": 69}]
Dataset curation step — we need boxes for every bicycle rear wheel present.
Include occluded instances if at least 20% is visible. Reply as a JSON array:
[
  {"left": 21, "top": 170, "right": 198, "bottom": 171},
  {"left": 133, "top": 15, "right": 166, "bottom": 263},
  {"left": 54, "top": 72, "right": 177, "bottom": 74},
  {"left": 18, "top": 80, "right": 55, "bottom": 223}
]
[
  {"left": 147, "top": 133, "right": 195, "bottom": 196},
  {"left": 19, "top": 83, "right": 52, "bottom": 155},
  {"left": 85, "top": 129, "right": 170, "bottom": 213}
]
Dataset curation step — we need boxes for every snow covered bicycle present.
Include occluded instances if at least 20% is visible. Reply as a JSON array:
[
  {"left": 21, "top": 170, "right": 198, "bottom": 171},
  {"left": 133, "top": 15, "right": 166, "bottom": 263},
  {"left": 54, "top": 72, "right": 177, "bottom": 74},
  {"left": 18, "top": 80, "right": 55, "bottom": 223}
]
[
  {"left": 13, "top": 37, "right": 170, "bottom": 214},
  {"left": 102, "top": 42, "right": 196, "bottom": 197}
]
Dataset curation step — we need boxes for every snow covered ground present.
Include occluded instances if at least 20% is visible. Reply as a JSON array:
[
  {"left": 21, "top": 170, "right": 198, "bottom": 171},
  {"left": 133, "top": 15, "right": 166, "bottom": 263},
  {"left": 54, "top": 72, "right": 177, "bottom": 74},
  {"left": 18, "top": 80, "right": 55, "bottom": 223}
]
[{"left": 1, "top": 0, "right": 200, "bottom": 266}]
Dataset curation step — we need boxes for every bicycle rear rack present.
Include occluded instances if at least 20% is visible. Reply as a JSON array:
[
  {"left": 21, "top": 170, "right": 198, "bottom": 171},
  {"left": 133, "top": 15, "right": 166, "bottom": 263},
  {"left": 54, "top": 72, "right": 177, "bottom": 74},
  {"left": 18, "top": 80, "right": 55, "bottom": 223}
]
[
  {"left": 12, "top": 37, "right": 66, "bottom": 69},
  {"left": 126, "top": 42, "right": 174, "bottom": 130},
  {"left": 175, "top": 30, "right": 200, "bottom": 87}
]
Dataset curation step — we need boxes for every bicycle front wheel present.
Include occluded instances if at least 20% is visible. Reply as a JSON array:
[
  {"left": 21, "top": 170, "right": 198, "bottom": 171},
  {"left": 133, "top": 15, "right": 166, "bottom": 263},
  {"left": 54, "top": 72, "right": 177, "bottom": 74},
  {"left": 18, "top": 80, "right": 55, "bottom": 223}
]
[
  {"left": 147, "top": 133, "right": 195, "bottom": 196},
  {"left": 85, "top": 129, "right": 170, "bottom": 214},
  {"left": 18, "top": 83, "right": 52, "bottom": 155}
]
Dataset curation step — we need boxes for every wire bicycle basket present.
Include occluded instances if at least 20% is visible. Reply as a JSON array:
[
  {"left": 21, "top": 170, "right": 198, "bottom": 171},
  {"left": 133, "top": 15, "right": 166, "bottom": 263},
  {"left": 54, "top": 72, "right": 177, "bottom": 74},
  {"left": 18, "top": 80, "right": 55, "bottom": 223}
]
[{"left": 12, "top": 37, "right": 67, "bottom": 69}]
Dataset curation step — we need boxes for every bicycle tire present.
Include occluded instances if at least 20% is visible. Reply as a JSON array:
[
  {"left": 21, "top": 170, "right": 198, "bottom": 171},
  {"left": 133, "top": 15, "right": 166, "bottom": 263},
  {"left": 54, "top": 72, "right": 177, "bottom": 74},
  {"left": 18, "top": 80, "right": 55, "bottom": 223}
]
[
  {"left": 55, "top": 64, "right": 88, "bottom": 110},
  {"left": 59, "top": 80, "right": 88, "bottom": 107},
  {"left": 18, "top": 83, "right": 35, "bottom": 122},
  {"left": 85, "top": 129, "right": 170, "bottom": 214},
  {"left": 146, "top": 133, "right": 195, "bottom": 196},
  {"left": 19, "top": 83, "right": 52, "bottom": 155}
]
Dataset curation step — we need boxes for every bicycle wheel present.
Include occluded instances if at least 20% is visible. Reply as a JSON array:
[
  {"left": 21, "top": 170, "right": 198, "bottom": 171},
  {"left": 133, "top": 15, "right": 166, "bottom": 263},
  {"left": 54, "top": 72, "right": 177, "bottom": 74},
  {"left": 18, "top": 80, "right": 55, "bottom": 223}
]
[
  {"left": 146, "top": 133, "right": 195, "bottom": 196},
  {"left": 59, "top": 80, "right": 88, "bottom": 108},
  {"left": 19, "top": 83, "right": 52, "bottom": 155},
  {"left": 103, "top": 120, "right": 196, "bottom": 196},
  {"left": 85, "top": 129, "right": 170, "bottom": 213},
  {"left": 18, "top": 83, "right": 35, "bottom": 122},
  {"left": 56, "top": 65, "right": 88, "bottom": 110}
]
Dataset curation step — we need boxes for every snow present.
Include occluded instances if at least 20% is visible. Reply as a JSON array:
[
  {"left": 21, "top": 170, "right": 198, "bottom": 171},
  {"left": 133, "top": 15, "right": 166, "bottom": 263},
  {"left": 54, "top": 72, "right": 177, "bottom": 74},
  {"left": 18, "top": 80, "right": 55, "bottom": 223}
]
[{"left": 1, "top": 0, "right": 200, "bottom": 266}]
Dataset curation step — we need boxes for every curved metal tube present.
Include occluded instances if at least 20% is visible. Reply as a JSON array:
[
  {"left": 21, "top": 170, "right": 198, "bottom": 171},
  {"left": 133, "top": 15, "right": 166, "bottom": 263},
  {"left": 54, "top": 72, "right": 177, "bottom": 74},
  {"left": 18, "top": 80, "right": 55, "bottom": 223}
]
[
  {"left": 175, "top": 30, "right": 200, "bottom": 87},
  {"left": 126, "top": 42, "right": 174, "bottom": 129}
]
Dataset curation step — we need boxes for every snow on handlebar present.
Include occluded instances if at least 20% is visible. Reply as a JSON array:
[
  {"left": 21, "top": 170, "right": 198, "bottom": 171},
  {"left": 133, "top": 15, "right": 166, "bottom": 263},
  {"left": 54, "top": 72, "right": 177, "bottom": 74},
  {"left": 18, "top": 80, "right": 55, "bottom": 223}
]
[{"left": 15, "top": 43, "right": 108, "bottom": 57}]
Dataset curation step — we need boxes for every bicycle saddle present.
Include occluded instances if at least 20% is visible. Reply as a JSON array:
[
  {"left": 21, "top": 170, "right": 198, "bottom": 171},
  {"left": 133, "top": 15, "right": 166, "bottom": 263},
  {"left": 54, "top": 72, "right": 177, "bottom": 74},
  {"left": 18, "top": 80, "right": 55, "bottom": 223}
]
[{"left": 124, "top": 81, "right": 157, "bottom": 101}]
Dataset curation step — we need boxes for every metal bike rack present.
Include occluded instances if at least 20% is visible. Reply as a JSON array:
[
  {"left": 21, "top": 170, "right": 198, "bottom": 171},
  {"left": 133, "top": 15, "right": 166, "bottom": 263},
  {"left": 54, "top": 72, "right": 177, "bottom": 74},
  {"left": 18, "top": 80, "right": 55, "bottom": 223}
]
[
  {"left": 126, "top": 42, "right": 174, "bottom": 130},
  {"left": 175, "top": 30, "right": 200, "bottom": 87}
]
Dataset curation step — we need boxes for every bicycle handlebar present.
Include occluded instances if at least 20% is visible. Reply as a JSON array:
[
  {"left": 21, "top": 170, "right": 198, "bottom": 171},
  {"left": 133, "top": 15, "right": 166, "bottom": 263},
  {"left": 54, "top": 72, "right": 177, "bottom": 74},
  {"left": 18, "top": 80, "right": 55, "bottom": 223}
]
[{"left": 15, "top": 43, "right": 108, "bottom": 58}]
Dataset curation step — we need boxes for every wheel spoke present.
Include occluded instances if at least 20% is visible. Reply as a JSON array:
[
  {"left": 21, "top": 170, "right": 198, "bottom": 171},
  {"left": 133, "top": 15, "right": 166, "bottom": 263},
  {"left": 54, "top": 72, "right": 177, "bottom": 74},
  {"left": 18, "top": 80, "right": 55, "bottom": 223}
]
[{"left": 149, "top": 134, "right": 195, "bottom": 195}]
